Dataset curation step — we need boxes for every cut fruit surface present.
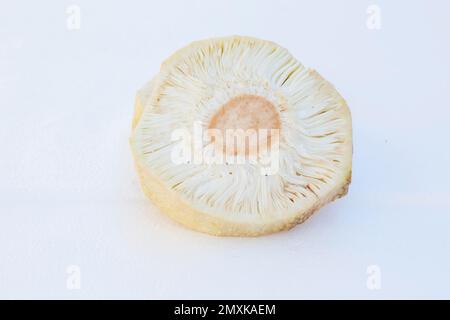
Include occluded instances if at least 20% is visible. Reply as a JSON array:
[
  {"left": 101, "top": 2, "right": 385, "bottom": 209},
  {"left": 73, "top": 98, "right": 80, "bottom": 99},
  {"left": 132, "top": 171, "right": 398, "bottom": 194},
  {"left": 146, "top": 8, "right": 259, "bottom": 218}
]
[{"left": 130, "top": 36, "right": 352, "bottom": 236}]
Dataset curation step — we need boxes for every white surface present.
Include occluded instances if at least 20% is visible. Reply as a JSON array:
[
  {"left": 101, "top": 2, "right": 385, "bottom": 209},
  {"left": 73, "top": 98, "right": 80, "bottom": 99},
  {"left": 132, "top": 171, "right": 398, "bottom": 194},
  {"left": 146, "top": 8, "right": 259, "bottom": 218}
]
[{"left": 1, "top": 0, "right": 450, "bottom": 299}]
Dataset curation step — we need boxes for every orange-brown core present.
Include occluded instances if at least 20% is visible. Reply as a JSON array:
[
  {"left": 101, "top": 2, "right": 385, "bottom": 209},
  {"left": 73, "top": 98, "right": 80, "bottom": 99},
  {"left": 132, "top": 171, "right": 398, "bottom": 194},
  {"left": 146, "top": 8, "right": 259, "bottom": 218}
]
[{"left": 208, "top": 94, "right": 280, "bottom": 156}]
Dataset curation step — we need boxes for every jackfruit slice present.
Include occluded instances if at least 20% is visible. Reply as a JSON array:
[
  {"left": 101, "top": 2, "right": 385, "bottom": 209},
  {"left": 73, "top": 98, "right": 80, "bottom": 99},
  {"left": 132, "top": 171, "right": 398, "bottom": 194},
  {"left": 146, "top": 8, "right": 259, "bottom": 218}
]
[{"left": 130, "top": 36, "right": 352, "bottom": 236}]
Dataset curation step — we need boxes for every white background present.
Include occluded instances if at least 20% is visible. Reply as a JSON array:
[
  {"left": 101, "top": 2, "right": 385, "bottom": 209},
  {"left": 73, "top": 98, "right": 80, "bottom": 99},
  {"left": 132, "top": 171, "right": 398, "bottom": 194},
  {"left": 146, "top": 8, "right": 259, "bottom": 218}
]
[{"left": 1, "top": 0, "right": 450, "bottom": 299}]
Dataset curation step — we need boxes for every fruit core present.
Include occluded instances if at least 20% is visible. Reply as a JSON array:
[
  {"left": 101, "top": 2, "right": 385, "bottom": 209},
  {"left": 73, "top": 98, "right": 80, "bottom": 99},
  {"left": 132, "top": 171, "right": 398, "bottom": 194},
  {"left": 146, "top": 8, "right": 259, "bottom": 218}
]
[{"left": 208, "top": 94, "right": 280, "bottom": 156}]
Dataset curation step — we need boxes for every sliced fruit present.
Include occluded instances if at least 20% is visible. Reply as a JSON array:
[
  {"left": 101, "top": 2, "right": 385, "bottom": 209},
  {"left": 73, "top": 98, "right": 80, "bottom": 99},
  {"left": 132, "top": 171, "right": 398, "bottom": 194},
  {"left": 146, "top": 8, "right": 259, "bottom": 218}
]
[{"left": 130, "top": 36, "right": 352, "bottom": 236}]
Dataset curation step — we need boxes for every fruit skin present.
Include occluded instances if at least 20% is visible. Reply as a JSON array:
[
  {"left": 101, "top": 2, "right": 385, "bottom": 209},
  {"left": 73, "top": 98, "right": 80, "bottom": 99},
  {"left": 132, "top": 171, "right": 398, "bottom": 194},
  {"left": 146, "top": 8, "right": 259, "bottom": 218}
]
[
  {"left": 133, "top": 153, "right": 351, "bottom": 237},
  {"left": 130, "top": 36, "right": 352, "bottom": 237}
]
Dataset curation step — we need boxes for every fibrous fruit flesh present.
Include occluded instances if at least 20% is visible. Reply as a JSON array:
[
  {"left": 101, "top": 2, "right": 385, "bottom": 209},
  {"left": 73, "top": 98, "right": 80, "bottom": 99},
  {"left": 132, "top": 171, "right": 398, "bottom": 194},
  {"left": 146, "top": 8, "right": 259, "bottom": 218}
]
[{"left": 130, "top": 36, "right": 352, "bottom": 236}]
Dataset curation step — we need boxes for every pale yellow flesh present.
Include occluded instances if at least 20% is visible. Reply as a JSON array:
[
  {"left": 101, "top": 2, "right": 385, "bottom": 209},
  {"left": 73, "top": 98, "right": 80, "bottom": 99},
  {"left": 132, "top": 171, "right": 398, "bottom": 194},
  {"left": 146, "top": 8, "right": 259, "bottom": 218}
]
[{"left": 130, "top": 36, "right": 352, "bottom": 237}]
